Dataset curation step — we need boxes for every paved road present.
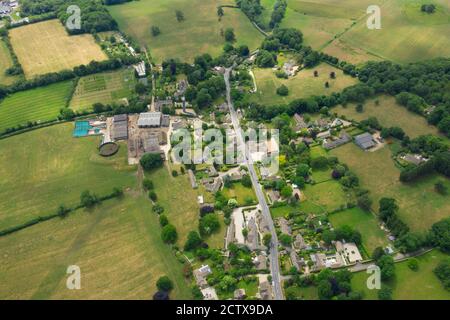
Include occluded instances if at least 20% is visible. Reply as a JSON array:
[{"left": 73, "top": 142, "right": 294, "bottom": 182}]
[{"left": 224, "top": 68, "right": 284, "bottom": 300}]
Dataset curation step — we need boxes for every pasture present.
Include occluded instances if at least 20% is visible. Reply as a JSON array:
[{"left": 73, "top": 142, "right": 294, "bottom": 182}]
[
  {"left": 334, "top": 95, "right": 442, "bottom": 138},
  {"left": 69, "top": 69, "right": 136, "bottom": 112},
  {"left": 251, "top": 63, "right": 358, "bottom": 104},
  {"left": 0, "top": 195, "right": 192, "bottom": 299},
  {"left": 108, "top": 0, "right": 264, "bottom": 62},
  {"left": 0, "top": 123, "right": 137, "bottom": 232},
  {"left": 337, "top": 0, "right": 450, "bottom": 63},
  {"left": 351, "top": 250, "right": 450, "bottom": 300},
  {"left": 281, "top": 0, "right": 450, "bottom": 64},
  {"left": 144, "top": 165, "right": 200, "bottom": 245},
  {"left": 330, "top": 143, "right": 450, "bottom": 232},
  {"left": 0, "top": 80, "right": 74, "bottom": 134},
  {"left": 0, "top": 37, "right": 20, "bottom": 85},
  {"left": 9, "top": 20, "right": 107, "bottom": 78},
  {"left": 328, "top": 207, "right": 388, "bottom": 255}
]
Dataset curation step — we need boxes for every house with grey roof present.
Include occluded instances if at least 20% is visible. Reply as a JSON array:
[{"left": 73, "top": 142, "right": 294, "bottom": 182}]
[
  {"left": 354, "top": 132, "right": 376, "bottom": 150},
  {"left": 323, "top": 131, "right": 351, "bottom": 150}
]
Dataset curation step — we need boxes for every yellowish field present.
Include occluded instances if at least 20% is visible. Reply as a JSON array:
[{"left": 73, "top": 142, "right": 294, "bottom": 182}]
[
  {"left": 0, "top": 195, "right": 192, "bottom": 299},
  {"left": 251, "top": 63, "right": 358, "bottom": 104},
  {"left": 334, "top": 95, "right": 442, "bottom": 138},
  {"left": 9, "top": 20, "right": 107, "bottom": 78},
  {"left": 331, "top": 143, "right": 450, "bottom": 232}
]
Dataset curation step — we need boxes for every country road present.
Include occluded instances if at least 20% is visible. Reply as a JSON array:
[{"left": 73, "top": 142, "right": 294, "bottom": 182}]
[{"left": 224, "top": 68, "right": 284, "bottom": 300}]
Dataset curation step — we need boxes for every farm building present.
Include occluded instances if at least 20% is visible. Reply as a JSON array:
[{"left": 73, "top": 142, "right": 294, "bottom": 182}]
[
  {"left": 293, "top": 113, "right": 308, "bottom": 131},
  {"left": 154, "top": 99, "right": 172, "bottom": 112},
  {"left": 354, "top": 132, "right": 376, "bottom": 150},
  {"left": 138, "top": 112, "right": 162, "bottom": 127},
  {"left": 112, "top": 114, "right": 128, "bottom": 140}
]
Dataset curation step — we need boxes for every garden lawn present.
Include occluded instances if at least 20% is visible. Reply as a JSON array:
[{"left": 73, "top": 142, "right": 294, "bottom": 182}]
[
  {"left": 0, "top": 123, "right": 136, "bottom": 232},
  {"left": 302, "top": 180, "right": 350, "bottom": 213},
  {"left": 0, "top": 195, "right": 192, "bottom": 299},
  {"left": 223, "top": 182, "right": 257, "bottom": 207},
  {"left": 0, "top": 80, "right": 74, "bottom": 134},
  {"left": 328, "top": 207, "right": 388, "bottom": 255}
]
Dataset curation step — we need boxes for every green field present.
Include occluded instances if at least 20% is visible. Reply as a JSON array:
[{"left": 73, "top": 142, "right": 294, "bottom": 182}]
[
  {"left": 251, "top": 63, "right": 358, "bottom": 104},
  {"left": 0, "top": 37, "right": 20, "bottom": 85},
  {"left": 352, "top": 250, "right": 450, "bottom": 300},
  {"left": 145, "top": 166, "right": 200, "bottom": 245},
  {"left": 108, "top": 0, "right": 264, "bottom": 62},
  {"left": 338, "top": 0, "right": 450, "bottom": 63},
  {"left": 281, "top": 0, "right": 450, "bottom": 64},
  {"left": 302, "top": 180, "right": 350, "bottom": 213},
  {"left": 223, "top": 182, "right": 257, "bottom": 206},
  {"left": 0, "top": 195, "right": 192, "bottom": 299},
  {"left": 329, "top": 207, "right": 388, "bottom": 254},
  {"left": 69, "top": 69, "right": 137, "bottom": 112},
  {"left": 334, "top": 95, "right": 442, "bottom": 138},
  {"left": 0, "top": 123, "right": 136, "bottom": 231},
  {"left": 331, "top": 143, "right": 450, "bottom": 232},
  {"left": 0, "top": 81, "right": 74, "bottom": 134}
]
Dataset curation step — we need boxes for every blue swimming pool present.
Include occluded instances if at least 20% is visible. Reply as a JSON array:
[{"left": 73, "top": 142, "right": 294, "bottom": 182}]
[{"left": 73, "top": 121, "right": 92, "bottom": 137}]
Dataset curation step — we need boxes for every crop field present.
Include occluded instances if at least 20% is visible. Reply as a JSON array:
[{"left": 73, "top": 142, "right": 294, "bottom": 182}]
[
  {"left": 328, "top": 207, "right": 388, "bottom": 255},
  {"left": 69, "top": 69, "right": 136, "bottom": 112},
  {"left": 0, "top": 123, "right": 137, "bottom": 232},
  {"left": 108, "top": 0, "right": 264, "bottom": 62},
  {"left": 9, "top": 20, "right": 107, "bottom": 78},
  {"left": 352, "top": 250, "right": 450, "bottom": 300},
  {"left": 0, "top": 37, "right": 20, "bottom": 85},
  {"left": 144, "top": 165, "right": 200, "bottom": 245},
  {"left": 0, "top": 80, "right": 74, "bottom": 134},
  {"left": 334, "top": 95, "right": 442, "bottom": 138},
  {"left": 251, "top": 63, "right": 358, "bottom": 105},
  {"left": 0, "top": 195, "right": 192, "bottom": 299},
  {"left": 331, "top": 143, "right": 450, "bottom": 232}
]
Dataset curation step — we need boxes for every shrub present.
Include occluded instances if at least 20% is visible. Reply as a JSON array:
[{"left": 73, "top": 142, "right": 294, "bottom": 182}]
[
  {"left": 140, "top": 153, "right": 163, "bottom": 171},
  {"left": 156, "top": 276, "right": 174, "bottom": 292},
  {"left": 161, "top": 224, "right": 178, "bottom": 243}
]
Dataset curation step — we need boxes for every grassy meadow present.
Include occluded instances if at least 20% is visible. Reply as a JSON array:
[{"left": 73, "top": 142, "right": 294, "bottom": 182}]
[
  {"left": 0, "top": 195, "right": 192, "bottom": 299},
  {"left": 69, "top": 68, "right": 136, "bottom": 112},
  {"left": 251, "top": 63, "right": 358, "bottom": 105},
  {"left": 108, "top": 0, "right": 264, "bottom": 62},
  {"left": 329, "top": 207, "right": 388, "bottom": 255},
  {"left": 144, "top": 165, "right": 200, "bottom": 245},
  {"left": 0, "top": 123, "right": 137, "bottom": 232},
  {"left": 331, "top": 143, "right": 450, "bottom": 232},
  {"left": 280, "top": 0, "right": 450, "bottom": 64},
  {"left": 333, "top": 95, "right": 442, "bottom": 138},
  {"left": 9, "top": 20, "right": 107, "bottom": 78},
  {"left": 0, "top": 37, "right": 20, "bottom": 85},
  {"left": 352, "top": 250, "right": 450, "bottom": 300},
  {"left": 0, "top": 80, "right": 74, "bottom": 134}
]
